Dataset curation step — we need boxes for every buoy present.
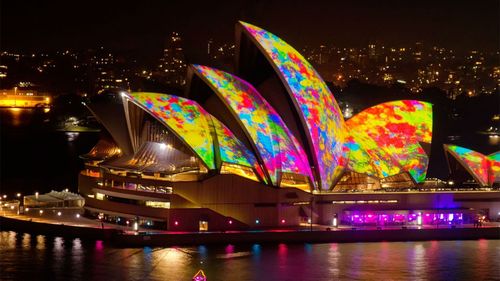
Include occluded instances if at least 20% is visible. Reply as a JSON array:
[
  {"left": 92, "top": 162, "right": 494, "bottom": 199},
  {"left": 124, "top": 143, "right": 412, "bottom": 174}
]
[{"left": 192, "top": 269, "right": 207, "bottom": 281}]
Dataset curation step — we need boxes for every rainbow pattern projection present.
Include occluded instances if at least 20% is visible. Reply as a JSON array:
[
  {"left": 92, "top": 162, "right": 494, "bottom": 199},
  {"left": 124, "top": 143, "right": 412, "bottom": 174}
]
[
  {"left": 209, "top": 115, "right": 265, "bottom": 181},
  {"left": 345, "top": 100, "right": 433, "bottom": 182},
  {"left": 127, "top": 92, "right": 215, "bottom": 169},
  {"left": 193, "top": 64, "right": 312, "bottom": 188},
  {"left": 488, "top": 152, "right": 500, "bottom": 184},
  {"left": 445, "top": 145, "right": 489, "bottom": 186},
  {"left": 239, "top": 21, "right": 346, "bottom": 190}
]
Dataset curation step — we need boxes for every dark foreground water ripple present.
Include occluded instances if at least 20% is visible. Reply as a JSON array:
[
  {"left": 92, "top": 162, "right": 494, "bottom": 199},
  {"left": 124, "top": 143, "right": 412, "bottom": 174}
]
[{"left": 1, "top": 231, "right": 499, "bottom": 281}]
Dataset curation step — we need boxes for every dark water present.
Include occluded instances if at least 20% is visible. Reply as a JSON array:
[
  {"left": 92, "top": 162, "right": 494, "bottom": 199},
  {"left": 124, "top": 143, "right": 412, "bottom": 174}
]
[
  {"left": 0, "top": 108, "right": 99, "bottom": 195},
  {"left": 1, "top": 231, "right": 499, "bottom": 281},
  {"left": 2, "top": 107, "right": 500, "bottom": 281}
]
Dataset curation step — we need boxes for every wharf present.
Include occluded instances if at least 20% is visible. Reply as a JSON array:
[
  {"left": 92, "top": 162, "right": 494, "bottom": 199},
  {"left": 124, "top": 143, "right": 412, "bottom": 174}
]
[{"left": 1, "top": 209, "right": 499, "bottom": 247}]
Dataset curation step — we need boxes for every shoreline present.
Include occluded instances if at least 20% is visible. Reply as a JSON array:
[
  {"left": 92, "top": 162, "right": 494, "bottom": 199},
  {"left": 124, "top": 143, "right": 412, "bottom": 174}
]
[{"left": 1, "top": 215, "right": 499, "bottom": 247}]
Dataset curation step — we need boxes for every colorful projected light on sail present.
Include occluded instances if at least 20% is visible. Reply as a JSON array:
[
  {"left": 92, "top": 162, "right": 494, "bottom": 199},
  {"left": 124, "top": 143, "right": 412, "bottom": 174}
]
[
  {"left": 209, "top": 115, "right": 265, "bottom": 181},
  {"left": 488, "top": 151, "right": 500, "bottom": 184},
  {"left": 239, "top": 21, "right": 345, "bottom": 190},
  {"left": 345, "top": 100, "right": 433, "bottom": 182},
  {"left": 445, "top": 145, "right": 489, "bottom": 186},
  {"left": 126, "top": 92, "right": 215, "bottom": 169},
  {"left": 192, "top": 64, "right": 313, "bottom": 189}
]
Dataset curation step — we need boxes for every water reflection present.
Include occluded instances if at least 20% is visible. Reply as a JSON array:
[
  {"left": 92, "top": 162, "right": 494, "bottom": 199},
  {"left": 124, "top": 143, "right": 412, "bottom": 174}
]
[
  {"left": 410, "top": 243, "right": 427, "bottom": 280},
  {"left": 0, "top": 231, "right": 499, "bottom": 280},
  {"left": 327, "top": 243, "right": 340, "bottom": 279}
]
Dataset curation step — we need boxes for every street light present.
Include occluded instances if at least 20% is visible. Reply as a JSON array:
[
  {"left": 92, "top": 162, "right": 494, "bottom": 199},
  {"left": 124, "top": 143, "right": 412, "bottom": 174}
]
[{"left": 16, "top": 193, "right": 21, "bottom": 198}]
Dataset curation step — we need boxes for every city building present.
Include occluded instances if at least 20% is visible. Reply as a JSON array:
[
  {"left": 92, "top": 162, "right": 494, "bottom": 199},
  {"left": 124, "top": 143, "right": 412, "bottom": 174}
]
[
  {"left": 89, "top": 47, "right": 130, "bottom": 95},
  {"left": 0, "top": 88, "right": 51, "bottom": 108},
  {"left": 155, "top": 32, "right": 187, "bottom": 87},
  {"left": 79, "top": 22, "right": 500, "bottom": 231}
]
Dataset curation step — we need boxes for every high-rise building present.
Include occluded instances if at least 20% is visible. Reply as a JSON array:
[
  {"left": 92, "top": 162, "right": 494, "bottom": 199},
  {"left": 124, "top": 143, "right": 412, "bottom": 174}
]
[
  {"left": 88, "top": 47, "right": 130, "bottom": 95},
  {"left": 157, "top": 32, "right": 187, "bottom": 87}
]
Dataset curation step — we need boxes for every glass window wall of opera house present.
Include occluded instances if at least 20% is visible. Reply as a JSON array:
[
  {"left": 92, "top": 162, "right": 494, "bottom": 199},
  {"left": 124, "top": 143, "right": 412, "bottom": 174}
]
[{"left": 78, "top": 21, "right": 500, "bottom": 231}]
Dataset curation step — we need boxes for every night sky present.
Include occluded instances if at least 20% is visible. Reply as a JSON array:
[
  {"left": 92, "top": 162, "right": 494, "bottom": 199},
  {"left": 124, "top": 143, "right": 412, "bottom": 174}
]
[{"left": 1, "top": 0, "right": 499, "bottom": 60}]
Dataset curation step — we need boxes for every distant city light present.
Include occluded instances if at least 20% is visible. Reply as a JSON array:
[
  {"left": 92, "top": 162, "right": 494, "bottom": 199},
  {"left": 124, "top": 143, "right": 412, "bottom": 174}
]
[{"left": 57, "top": 211, "right": 62, "bottom": 216}]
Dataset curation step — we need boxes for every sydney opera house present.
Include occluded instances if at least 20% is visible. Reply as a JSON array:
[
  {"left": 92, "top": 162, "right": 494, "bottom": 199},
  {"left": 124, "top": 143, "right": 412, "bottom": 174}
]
[{"left": 78, "top": 22, "right": 500, "bottom": 231}]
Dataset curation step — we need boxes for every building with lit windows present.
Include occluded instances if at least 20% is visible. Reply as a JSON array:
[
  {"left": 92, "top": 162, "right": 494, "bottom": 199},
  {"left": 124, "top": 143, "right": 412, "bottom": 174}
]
[
  {"left": 79, "top": 22, "right": 500, "bottom": 231},
  {"left": 156, "top": 32, "right": 187, "bottom": 87}
]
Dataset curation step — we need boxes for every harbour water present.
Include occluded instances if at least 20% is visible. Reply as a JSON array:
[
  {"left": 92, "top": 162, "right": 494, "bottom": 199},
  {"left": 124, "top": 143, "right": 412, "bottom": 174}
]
[
  {"left": 1, "top": 106, "right": 499, "bottom": 281},
  {"left": 0, "top": 231, "right": 499, "bottom": 280}
]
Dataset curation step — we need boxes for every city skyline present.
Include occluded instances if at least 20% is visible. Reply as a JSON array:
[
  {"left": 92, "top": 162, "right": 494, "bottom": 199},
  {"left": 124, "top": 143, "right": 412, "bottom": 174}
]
[{"left": 1, "top": 0, "right": 499, "bottom": 57}]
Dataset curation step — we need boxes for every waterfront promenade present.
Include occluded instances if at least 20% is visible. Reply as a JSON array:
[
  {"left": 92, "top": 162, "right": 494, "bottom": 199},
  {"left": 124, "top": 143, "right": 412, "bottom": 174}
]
[{"left": 1, "top": 208, "right": 499, "bottom": 247}]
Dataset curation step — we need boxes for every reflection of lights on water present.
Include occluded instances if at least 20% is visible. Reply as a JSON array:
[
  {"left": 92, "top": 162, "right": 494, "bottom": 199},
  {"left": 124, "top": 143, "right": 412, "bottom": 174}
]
[
  {"left": 65, "top": 132, "right": 79, "bottom": 141},
  {"left": 225, "top": 244, "right": 234, "bottom": 254},
  {"left": 95, "top": 240, "right": 104, "bottom": 251},
  {"left": 73, "top": 238, "right": 82, "bottom": 251},
  {"left": 54, "top": 237, "right": 64, "bottom": 251},
  {"left": 8, "top": 108, "right": 23, "bottom": 126}
]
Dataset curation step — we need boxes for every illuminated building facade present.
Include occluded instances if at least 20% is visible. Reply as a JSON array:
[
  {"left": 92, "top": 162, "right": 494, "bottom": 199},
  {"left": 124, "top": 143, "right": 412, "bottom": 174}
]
[
  {"left": 79, "top": 22, "right": 500, "bottom": 231},
  {"left": 156, "top": 32, "right": 187, "bottom": 87}
]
